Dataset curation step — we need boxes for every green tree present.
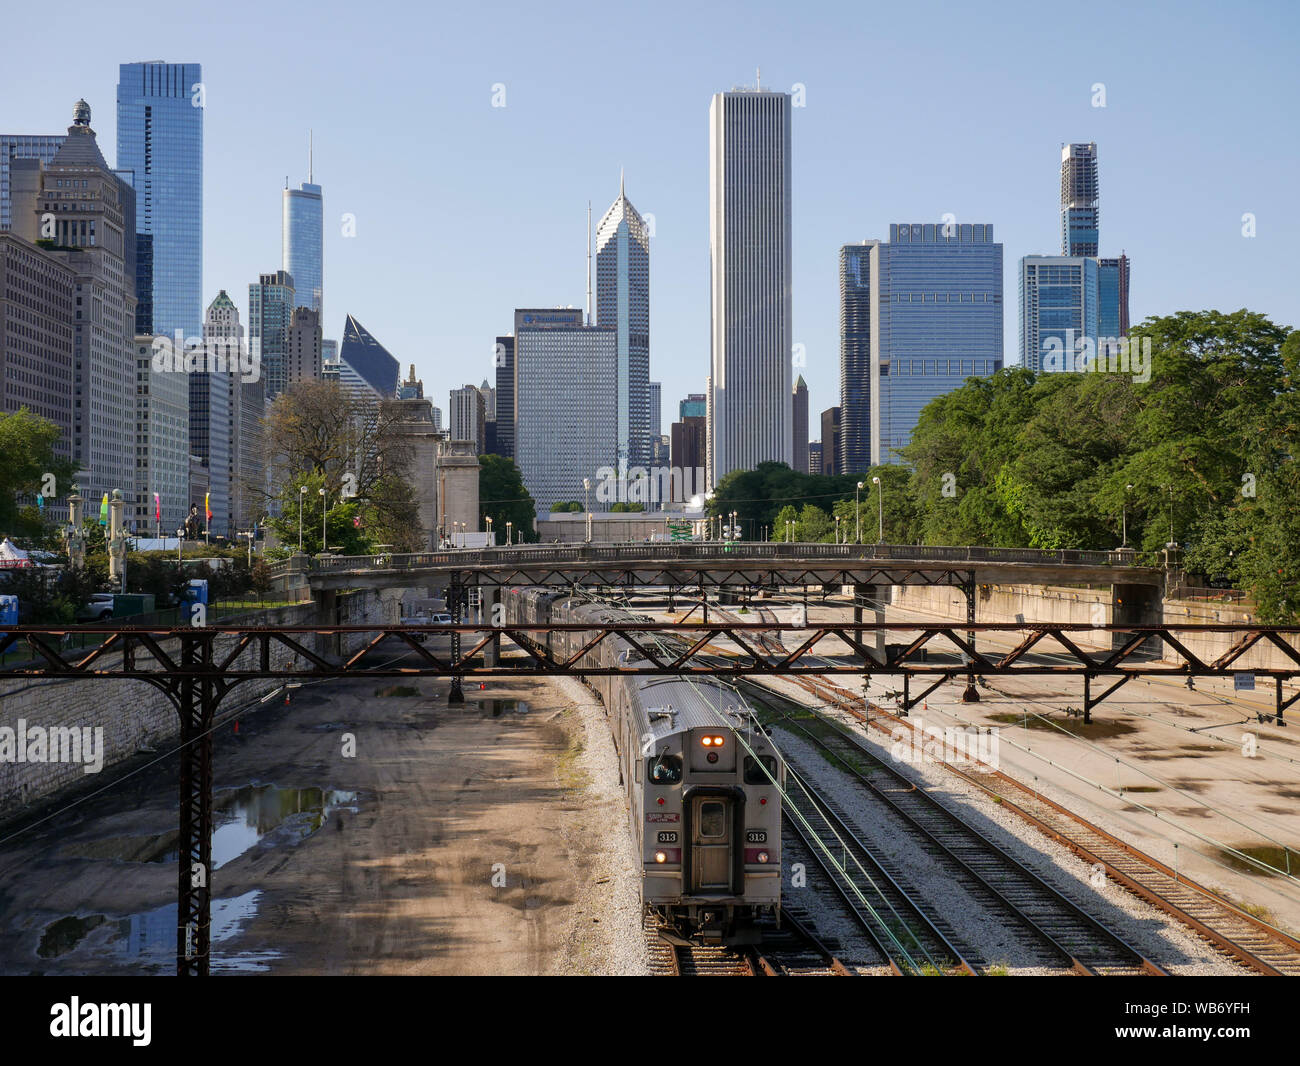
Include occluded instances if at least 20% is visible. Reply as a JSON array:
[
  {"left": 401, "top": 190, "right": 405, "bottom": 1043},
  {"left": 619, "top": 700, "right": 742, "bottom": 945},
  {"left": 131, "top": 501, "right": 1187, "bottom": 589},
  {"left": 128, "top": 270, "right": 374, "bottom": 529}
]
[
  {"left": 0, "top": 408, "right": 77, "bottom": 540},
  {"left": 479, "top": 454, "right": 536, "bottom": 543}
]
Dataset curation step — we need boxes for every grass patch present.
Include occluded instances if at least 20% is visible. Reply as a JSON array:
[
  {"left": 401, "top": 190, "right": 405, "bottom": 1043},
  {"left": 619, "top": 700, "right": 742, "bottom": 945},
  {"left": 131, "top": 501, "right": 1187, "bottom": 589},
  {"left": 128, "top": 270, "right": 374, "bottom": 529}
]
[
  {"left": 986, "top": 712, "right": 1138, "bottom": 739},
  {"left": 1124, "top": 785, "right": 1161, "bottom": 794},
  {"left": 985, "top": 961, "right": 1010, "bottom": 976}
]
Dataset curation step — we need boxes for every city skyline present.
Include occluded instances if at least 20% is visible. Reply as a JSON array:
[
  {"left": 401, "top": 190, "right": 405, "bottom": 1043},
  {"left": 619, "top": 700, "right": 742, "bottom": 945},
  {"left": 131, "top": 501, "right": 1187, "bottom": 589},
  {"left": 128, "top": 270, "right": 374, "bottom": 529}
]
[{"left": 1, "top": 1, "right": 1296, "bottom": 446}]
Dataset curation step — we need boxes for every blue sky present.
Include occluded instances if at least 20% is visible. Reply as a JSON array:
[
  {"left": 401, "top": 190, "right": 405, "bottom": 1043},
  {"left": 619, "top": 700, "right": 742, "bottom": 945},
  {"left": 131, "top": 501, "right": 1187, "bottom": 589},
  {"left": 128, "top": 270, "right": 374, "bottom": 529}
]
[{"left": 4, "top": 0, "right": 1298, "bottom": 427}]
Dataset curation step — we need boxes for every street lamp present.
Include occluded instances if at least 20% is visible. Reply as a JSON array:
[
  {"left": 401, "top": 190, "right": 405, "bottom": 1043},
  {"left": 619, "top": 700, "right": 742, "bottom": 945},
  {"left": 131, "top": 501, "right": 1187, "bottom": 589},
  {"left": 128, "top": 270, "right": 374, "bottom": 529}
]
[
  {"left": 872, "top": 475, "right": 882, "bottom": 543},
  {"left": 1122, "top": 483, "right": 1133, "bottom": 548},
  {"left": 834, "top": 515, "right": 841, "bottom": 544},
  {"left": 319, "top": 486, "right": 327, "bottom": 551},
  {"left": 507, "top": 520, "right": 513, "bottom": 546},
  {"left": 485, "top": 515, "right": 493, "bottom": 546},
  {"left": 583, "top": 477, "right": 592, "bottom": 543},
  {"left": 298, "top": 485, "right": 307, "bottom": 551},
  {"left": 1166, "top": 484, "right": 1175, "bottom": 546},
  {"left": 855, "top": 481, "right": 864, "bottom": 543},
  {"left": 176, "top": 528, "right": 184, "bottom": 563}
]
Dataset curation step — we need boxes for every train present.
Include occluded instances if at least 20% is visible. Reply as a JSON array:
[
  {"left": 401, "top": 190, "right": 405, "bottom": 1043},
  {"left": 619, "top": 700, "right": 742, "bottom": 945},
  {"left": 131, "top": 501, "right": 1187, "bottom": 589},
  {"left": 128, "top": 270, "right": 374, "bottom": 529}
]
[{"left": 505, "top": 586, "right": 784, "bottom": 945}]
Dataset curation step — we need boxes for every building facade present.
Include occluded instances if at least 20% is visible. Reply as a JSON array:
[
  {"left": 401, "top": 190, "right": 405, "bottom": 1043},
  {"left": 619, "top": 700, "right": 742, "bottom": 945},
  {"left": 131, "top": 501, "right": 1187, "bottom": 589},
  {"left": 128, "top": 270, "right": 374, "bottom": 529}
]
[
  {"left": 820, "top": 407, "right": 841, "bottom": 477},
  {"left": 679, "top": 393, "right": 706, "bottom": 420},
  {"left": 1019, "top": 256, "right": 1099, "bottom": 372},
  {"left": 287, "top": 306, "right": 322, "bottom": 385},
  {"left": 134, "top": 335, "right": 189, "bottom": 534},
  {"left": 515, "top": 321, "right": 617, "bottom": 515},
  {"left": 202, "top": 290, "right": 243, "bottom": 535},
  {"left": 493, "top": 334, "right": 515, "bottom": 458},
  {"left": 11, "top": 102, "right": 136, "bottom": 507},
  {"left": 117, "top": 61, "right": 203, "bottom": 339},
  {"left": 0, "top": 233, "right": 75, "bottom": 457},
  {"left": 336, "top": 314, "right": 398, "bottom": 399},
  {"left": 449, "top": 383, "right": 486, "bottom": 454},
  {"left": 708, "top": 88, "right": 792, "bottom": 487},
  {"left": 669, "top": 416, "right": 706, "bottom": 501},
  {"left": 841, "top": 224, "right": 1003, "bottom": 470},
  {"left": 1061, "top": 142, "right": 1099, "bottom": 257},
  {"left": 1, "top": 135, "right": 64, "bottom": 230},
  {"left": 248, "top": 270, "right": 295, "bottom": 401},
  {"left": 792, "top": 375, "right": 809, "bottom": 473}
]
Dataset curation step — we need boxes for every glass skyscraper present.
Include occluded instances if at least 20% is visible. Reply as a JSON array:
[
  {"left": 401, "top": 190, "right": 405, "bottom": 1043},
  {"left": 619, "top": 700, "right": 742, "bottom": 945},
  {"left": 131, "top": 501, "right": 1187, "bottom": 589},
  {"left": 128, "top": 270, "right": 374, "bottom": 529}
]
[
  {"left": 595, "top": 175, "right": 650, "bottom": 469},
  {"left": 283, "top": 180, "right": 323, "bottom": 317},
  {"left": 249, "top": 270, "right": 295, "bottom": 401},
  {"left": 841, "top": 224, "right": 1003, "bottom": 471},
  {"left": 116, "top": 61, "right": 203, "bottom": 338},
  {"left": 1019, "top": 256, "right": 1099, "bottom": 372}
]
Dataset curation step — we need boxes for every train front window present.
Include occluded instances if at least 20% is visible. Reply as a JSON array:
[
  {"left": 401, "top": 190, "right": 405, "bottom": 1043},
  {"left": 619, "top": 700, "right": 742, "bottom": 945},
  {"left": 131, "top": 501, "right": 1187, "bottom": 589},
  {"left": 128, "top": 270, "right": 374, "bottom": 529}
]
[
  {"left": 648, "top": 752, "right": 682, "bottom": 784},
  {"left": 699, "top": 801, "right": 726, "bottom": 838},
  {"left": 743, "top": 755, "right": 778, "bottom": 784}
]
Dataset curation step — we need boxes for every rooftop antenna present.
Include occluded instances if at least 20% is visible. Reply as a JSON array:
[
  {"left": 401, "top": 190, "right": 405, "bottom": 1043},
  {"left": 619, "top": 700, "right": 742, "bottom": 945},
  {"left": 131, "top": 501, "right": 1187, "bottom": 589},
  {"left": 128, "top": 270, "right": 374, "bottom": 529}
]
[
  {"left": 309, "top": 129, "right": 313, "bottom": 184},
  {"left": 756, "top": 66, "right": 761, "bottom": 90},
  {"left": 585, "top": 200, "right": 592, "bottom": 326}
]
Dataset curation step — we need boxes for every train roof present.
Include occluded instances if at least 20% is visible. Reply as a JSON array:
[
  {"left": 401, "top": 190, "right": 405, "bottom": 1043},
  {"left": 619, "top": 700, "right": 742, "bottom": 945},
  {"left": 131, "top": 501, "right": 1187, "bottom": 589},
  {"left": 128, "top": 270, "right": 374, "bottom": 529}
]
[{"left": 631, "top": 676, "right": 757, "bottom": 744}]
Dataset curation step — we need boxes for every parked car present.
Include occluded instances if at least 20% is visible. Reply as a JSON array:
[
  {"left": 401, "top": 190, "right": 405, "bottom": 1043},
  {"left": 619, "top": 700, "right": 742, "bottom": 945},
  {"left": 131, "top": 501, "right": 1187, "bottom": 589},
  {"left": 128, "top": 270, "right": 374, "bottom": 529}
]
[{"left": 76, "top": 593, "right": 116, "bottom": 622}]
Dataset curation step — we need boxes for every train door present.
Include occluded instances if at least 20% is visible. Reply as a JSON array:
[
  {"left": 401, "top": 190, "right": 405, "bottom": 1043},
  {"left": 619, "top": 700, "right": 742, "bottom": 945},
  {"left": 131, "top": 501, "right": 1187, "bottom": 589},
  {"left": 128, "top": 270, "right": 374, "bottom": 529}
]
[{"left": 690, "top": 795, "right": 733, "bottom": 892}]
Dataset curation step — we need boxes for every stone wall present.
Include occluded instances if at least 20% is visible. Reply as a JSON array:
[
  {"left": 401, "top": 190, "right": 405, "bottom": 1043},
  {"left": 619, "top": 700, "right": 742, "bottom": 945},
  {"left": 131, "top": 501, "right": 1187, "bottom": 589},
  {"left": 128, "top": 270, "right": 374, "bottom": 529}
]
[{"left": 0, "top": 590, "right": 383, "bottom": 823}]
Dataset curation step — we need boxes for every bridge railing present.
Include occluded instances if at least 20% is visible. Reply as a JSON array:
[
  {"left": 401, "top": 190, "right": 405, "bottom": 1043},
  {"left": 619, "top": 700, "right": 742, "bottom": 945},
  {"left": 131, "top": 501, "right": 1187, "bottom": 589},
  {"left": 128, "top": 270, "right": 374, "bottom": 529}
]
[{"left": 266, "top": 542, "right": 1160, "bottom": 579}]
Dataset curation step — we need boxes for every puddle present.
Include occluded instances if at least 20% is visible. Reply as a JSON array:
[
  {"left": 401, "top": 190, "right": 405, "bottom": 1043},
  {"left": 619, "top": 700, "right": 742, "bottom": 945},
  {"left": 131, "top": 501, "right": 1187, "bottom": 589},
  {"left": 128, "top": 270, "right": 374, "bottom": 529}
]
[
  {"left": 59, "top": 785, "right": 359, "bottom": 868},
  {"left": 467, "top": 699, "right": 529, "bottom": 718},
  {"left": 36, "top": 891, "right": 278, "bottom": 972},
  {"left": 38, "top": 914, "right": 107, "bottom": 958},
  {"left": 1214, "top": 844, "right": 1300, "bottom": 878}
]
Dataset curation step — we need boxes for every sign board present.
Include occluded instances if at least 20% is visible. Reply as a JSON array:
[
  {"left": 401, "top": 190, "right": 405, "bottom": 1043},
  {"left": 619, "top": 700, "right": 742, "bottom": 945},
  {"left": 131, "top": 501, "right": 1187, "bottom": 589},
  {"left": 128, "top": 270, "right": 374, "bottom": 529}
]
[{"left": 1234, "top": 672, "right": 1255, "bottom": 692}]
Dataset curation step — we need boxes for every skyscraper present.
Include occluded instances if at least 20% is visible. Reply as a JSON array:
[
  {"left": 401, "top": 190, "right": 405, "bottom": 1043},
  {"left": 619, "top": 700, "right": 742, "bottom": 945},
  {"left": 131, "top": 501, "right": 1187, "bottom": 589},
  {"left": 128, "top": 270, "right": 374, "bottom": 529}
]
[
  {"left": 1019, "top": 256, "right": 1099, "bottom": 372},
  {"left": 679, "top": 393, "right": 706, "bottom": 420},
  {"left": 450, "top": 384, "right": 486, "bottom": 454},
  {"left": 248, "top": 270, "right": 295, "bottom": 400},
  {"left": 287, "top": 306, "right": 322, "bottom": 384},
  {"left": 493, "top": 334, "right": 515, "bottom": 459},
  {"left": 192, "top": 293, "right": 234, "bottom": 536},
  {"left": 1098, "top": 254, "right": 1131, "bottom": 339},
  {"left": 841, "top": 224, "right": 1003, "bottom": 470},
  {"left": 514, "top": 308, "right": 616, "bottom": 514},
  {"left": 792, "top": 376, "right": 809, "bottom": 473},
  {"left": 708, "top": 87, "right": 792, "bottom": 487},
  {"left": 11, "top": 101, "right": 136, "bottom": 506},
  {"left": 648, "top": 380, "right": 661, "bottom": 455},
  {"left": 1, "top": 135, "right": 64, "bottom": 230},
  {"left": 117, "top": 61, "right": 203, "bottom": 338},
  {"left": 336, "top": 314, "right": 399, "bottom": 399},
  {"left": 283, "top": 172, "right": 323, "bottom": 318},
  {"left": 136, "top": 335, "right": 189, "bottom": 535},
  {"left": 820, "top": 407, "right": 841, "bottom": 477},
  {"left": 1060, "top": 142, "right": 1099, "bottom": 257},
  {"left": 594, "top": 175, "right": 650, "bottom": 470}
]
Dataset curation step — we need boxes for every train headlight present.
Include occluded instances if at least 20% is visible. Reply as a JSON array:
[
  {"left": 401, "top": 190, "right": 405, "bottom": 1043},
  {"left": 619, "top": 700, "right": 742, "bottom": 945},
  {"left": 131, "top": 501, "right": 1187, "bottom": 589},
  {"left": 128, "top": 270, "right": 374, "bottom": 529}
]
[
  {"left": 757, "top": 851, "right": 769, "bottom": 864},
  {"left": 700, "top": 735, "right": 725, "bottom": 747},
  {"left": 654, "top": 851, "right": 667, "bottom": 864}
]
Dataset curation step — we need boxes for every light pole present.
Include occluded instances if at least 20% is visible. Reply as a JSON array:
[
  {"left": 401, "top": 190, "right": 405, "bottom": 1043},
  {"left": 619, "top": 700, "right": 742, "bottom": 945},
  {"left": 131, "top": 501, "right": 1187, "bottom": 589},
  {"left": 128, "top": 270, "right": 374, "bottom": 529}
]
[
  {"left": 319, "top": 486, "right": 327, "bottom": 551},
  {"left": 583, "top": 477, "right": 592, "bottom": 543},
  {"left": 1166, "top": 483, "right": 1175, "bottom": 546},
  {"left": 1122, "top": 483, "right": 1133, "bottom": 548},
  {"left": 507, "top": 520, "right": 513, "bottom": 546},
  {"left": 486, "top": 515, "right": 493, "bottom": 546},
  {"left": 855, "top": 481, "right": 864, "bottom": 543},
  {"left": 834, "top": 515, "right": 841, "bottom": 544},
  {"left": 731, "top": 511, "right": 739, "bottom": 543},
  {"left": 298, "top": 485, "right": 307, "bottom": 551},
  {"left": 176, "top": 528, "right": 184, "bottom": 563},
  {"left": 872, "top": 475, "right": 882, "bottom": 543}
]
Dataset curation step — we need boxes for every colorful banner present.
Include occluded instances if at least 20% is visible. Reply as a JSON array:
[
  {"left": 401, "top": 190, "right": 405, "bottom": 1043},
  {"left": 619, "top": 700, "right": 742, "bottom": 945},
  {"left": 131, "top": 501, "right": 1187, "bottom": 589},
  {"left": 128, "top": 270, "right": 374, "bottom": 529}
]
[{"left": 99, "top": 493, "right": 108, "bottom": 526}]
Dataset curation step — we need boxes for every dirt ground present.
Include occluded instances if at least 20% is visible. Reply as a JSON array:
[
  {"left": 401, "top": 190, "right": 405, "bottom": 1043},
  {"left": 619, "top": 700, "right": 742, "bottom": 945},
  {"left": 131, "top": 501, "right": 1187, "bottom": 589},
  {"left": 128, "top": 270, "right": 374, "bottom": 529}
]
[{"left": 0, "top": 653, "right": 644, "bottom": 975}]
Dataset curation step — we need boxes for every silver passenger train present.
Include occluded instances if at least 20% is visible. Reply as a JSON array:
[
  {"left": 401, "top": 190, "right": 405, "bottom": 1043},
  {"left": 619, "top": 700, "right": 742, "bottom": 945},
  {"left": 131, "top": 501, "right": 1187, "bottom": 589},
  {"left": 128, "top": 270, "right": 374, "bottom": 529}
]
[{"left": 506, "top": 587, "right": 784, "bottom": 945}]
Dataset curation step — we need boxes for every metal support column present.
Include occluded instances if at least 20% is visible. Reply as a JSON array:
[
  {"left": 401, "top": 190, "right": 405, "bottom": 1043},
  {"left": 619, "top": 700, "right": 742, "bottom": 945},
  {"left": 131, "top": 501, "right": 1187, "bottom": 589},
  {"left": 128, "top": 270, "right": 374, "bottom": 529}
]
[
  {"left": 1083, "top": 673, "right": 1092, "bottom": 725},
  {"left": 448, "top": 574, "right": 464, "bottom": 704},
  {"left": 962, "top": 572, "right": 979, "bottom": 702},
  {"left": 176, "top": 634, "right": 216, "bottom": 976}
]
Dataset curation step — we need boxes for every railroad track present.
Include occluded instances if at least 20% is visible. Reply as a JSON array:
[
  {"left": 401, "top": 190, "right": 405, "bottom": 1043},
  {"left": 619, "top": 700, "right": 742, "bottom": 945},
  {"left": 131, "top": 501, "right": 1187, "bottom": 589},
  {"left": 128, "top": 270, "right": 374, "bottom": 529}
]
[
  {"left": 767, "top": 691, "right": 1165, "bottom": 975},
  {"left": 644, "top": 908, "right": 852, "bottom": 976},
  {"left": 773, "top": 659, "right": 1300, "bottom": 977}
]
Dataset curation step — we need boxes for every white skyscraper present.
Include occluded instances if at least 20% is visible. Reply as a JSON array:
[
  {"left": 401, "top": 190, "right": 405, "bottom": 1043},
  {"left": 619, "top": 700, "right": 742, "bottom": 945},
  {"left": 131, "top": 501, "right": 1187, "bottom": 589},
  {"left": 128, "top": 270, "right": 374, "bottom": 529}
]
[{"left": 708, "top": 87, "right": 793, "bottom": 488}]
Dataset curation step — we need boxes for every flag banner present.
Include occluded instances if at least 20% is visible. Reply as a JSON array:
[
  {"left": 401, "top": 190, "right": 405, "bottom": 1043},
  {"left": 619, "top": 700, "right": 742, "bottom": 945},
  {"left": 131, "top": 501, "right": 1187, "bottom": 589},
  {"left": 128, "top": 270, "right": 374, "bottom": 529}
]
[
  {"left": 205, "top": 492, "right": 212, "bottom": 522},
  {"left": 99, "top": 493, "right": 108, "bottom": 526},
  {"left": 154, "top": 493, "right": 161, "bottom": 522}
]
